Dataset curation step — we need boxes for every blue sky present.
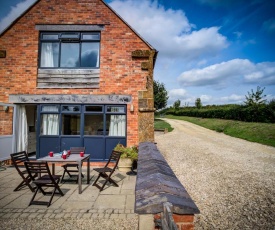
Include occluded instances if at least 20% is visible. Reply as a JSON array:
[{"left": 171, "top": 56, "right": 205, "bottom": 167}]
[{"left": 1, "top": 0, "right": 275, "bottom": 106}]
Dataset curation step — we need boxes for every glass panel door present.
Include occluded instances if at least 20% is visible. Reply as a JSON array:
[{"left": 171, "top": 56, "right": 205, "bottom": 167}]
[
  {"left": 60, "top": 105, "right": 82, "bottom": 150},
  {"left": 38, "top": 105, "right": 60, "bottom": 157}
]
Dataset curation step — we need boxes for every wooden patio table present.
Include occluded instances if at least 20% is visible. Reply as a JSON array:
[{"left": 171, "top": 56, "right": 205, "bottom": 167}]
[{"left": 36, "top": 153, "right": 90, "bottom": 194}]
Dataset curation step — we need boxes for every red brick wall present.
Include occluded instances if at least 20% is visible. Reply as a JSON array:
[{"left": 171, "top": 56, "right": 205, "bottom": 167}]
[
  {"left": 0, "top": 107, "right": 13, "bottom": 135},
  {"left": 154, "top": 214, "right": 195, "bottom": 230},
  {"left": 0, "top": 0, "right": 151, "bottom": 145},
  {"left": 173, "top": 214, "right": 194, "bottom": 230}
]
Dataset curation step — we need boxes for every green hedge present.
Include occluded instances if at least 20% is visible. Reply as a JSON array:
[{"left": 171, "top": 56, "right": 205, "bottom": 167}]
[{"left": 164, "top": 104, "right": 275, "bottom": 123}]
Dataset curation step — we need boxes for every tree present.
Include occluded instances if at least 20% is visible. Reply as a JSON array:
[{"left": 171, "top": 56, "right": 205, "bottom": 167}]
[
  {"left": 268, "top": 98, "right": 275, "bottom": 109},
  {"left": 173, "top": 99, "right": 181, "bottom": 110},
  {"left": 195, "top": 98, "right": 202, "bottom": 109},
  {"left": 244, "top": 86, "right": 267, "bottom": 106},
  {"left": 153, "top": 80, "right": 169, "bottom": 110}
]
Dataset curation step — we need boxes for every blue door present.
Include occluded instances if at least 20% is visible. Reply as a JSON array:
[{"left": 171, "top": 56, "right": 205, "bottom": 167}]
[{"left": 37, "top": 104, "right": 127, "bottom": 161}]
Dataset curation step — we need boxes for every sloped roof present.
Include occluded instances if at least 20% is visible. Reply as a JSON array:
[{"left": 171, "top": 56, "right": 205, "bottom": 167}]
[{"left": 0, "top": 0, "right": 156, "bottom": 52}]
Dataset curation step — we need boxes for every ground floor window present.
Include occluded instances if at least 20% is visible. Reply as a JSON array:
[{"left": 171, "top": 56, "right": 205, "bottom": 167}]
[{"left": 38, "top": 104, "right": 127, "bottom": 160}]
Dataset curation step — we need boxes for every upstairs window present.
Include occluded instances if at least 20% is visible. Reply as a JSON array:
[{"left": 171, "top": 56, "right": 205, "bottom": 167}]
[{"left": 39, "top": 32, "right": 100, "bottom": 68}]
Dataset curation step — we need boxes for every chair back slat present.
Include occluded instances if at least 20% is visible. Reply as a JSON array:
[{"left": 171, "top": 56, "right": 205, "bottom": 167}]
[
  {"left": 24, "top": 161, "right": 53, "bottom": 181},
  {"left": 105, "top": 150, "right": 122, "bottom": 168},
  {"left": 110, "top": 150, "right": 121, "bottom": 161},
  {"left": 11, "top": 151, "right": 29, "bottom": 166}
]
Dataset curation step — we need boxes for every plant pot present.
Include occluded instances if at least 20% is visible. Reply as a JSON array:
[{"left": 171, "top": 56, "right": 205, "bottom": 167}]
[{"left": 118, "top": 158, "right": 133, "bottom": 172}]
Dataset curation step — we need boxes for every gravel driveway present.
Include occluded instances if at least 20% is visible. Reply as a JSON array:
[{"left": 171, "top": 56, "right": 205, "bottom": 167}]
[{"left": 155, "top": 118, "right": 275, "bottom": 230}]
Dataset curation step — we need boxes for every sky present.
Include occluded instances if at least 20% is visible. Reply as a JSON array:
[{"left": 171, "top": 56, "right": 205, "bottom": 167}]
[{"left": 1, "top": 0, "right": 275, "bottom": 106}]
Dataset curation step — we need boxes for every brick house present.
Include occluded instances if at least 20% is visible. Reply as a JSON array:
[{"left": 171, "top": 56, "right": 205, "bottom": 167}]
[{"left": 0, "top": 0, "right": 157, "bottom": 161}]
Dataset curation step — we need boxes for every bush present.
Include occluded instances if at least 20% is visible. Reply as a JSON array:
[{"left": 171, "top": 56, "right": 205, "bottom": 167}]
[
  {"left": 114, "top": 144, "right": 138, "bottom": 161},
  {"left": 165, "top": 103, "right": 275, "bottom": 123}
]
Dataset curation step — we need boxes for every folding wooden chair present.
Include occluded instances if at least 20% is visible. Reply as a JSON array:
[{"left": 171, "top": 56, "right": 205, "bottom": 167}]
[
  {"left": 93, "top": 150, "right": 122, "bottom": 191},
  {"left": 61, "top": 147, "right": 85, "bottom": 183},
  {"left": 24, "top": 161, "right": 64, "bottom": 207},
  {"left": 10, "top": 151, "right": 36, "bottom": 192}
]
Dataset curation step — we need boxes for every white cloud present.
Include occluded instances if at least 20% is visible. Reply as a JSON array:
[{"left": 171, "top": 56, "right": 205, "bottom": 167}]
[
  {"left": 172, "top": 27, "right": 228, "bottom": 60},
  {"left": 178, "top": 59, "right": 275, "bottom": 88},
  {"left": 169, "top": 88, "right": 187, "bottom": 98},
  {"left": 168, "top": 91, "right": 245, "bottom": 106},
  {"left": 200, "top": 94, "right": 212, "bottom": 103},
  {"left": 109, "top": 0, "right": 228, "bottom": 61},
  {"left": 167, "top": 92, "right": 215, "bottom": 106},
  {"left": 0, "top": 0, "right": 37, "bottom": 33},
  {"left": 220, "top": 94, "right": 244, "bottom": 104},
  {"left": 244, "top": 62, "right": 275, "bottom": 84},
  {"left": 168, "top": 88, "right": 188, "bottom": 106}
]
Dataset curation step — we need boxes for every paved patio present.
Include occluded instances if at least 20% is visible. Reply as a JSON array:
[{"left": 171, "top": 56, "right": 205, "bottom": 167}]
[{"left": 0, "top": 165, "right": 137, "bottom": 220}]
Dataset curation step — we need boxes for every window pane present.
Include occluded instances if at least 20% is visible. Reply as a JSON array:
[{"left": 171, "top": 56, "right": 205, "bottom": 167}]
[
  {"left": 81, "top": 42, "right": 99, "bottom": 67},
  {"left": 107, "top": 114, "right": 126, "bottom": 136},
  {"left": 40, "top": 43, "right": 59, "bottom": 67},
  {"left": 82, "top": 33, "right": 100, "bottom": 40},
  {"left": 85, "top": 106, "right": 102, "bottom": 112},
  {"left": 40, "top": 114, "right": 59, "bottom": 135},
  {"left": 84, "top": 114, "right": 104, "bottom": 135},
  {"left": 60, "top": 33, "right": 80, "bottom": 40},
  {"left": 106, "top": 106, "right": 125, "bottom": 113},
  {"left": 62, "top": 114, "right": 80, "bottom": 135},
  {"left": 61, "top": 43, "right": 80, "bottom": 67},
  {"left": 62, "top": 105, "right": 80, "bottom": 112},
  {"left": 42, "top": 34, "right": 58, "bottom": 39},
  {"left": 41, "top": 105, "right": 59, "bottom": 112}
]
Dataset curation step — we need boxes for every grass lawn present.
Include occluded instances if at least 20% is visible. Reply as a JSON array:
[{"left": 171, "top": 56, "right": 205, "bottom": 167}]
[
  {"left": 154, "top": 118, "right": 174, "bottom": 132},
  {"left": 155, "top": 115, "right": 275, "bottom": 147}
]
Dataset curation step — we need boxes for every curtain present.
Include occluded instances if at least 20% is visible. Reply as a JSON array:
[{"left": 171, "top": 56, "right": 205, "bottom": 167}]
[
  {"left": 41, "top": 106, "right": 59, "bottom": 135},
  {"left": 109, "top": 115, "right": 126, "bottom": 136},
  {"left": 15, "top": 105, "right": 28, "bottom": 152},
  {"left": 41, "top": 43, "right": 54, "bottom": 67}
]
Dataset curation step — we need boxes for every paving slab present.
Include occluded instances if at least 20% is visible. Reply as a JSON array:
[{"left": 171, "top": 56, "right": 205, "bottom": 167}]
[
  {"left": 4, "top": 194, "right": 33, "bottom": 208},
  {"left": 0, "top": 193, "right": 22, "bottom": 207},
  {"left": 93, "top": 194, "right": 126, "bottom": 209},
  {"left": 0, "top": 165, "right": 137, "bottom": 221},
  {"left": 125, "top": 194, "right": 135, "bottom": 210},
  {"left": 60, "top": 200, "right": 95, "bottom": 209}
]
